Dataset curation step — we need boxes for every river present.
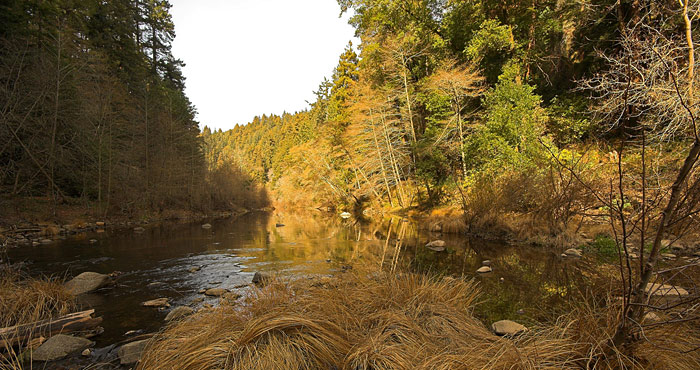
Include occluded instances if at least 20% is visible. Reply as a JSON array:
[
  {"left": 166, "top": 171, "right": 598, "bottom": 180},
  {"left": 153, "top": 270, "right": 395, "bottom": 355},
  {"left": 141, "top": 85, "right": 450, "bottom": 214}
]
[{"left": 6, "top": 210, "right": 589, "bottom": 347}]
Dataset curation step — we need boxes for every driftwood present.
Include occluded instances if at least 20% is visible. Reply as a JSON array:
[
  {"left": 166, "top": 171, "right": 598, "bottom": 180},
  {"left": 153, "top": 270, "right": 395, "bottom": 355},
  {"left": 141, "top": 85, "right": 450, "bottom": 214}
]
[{"left": 0, "top": 309, "right": 102, "bottom": 348}]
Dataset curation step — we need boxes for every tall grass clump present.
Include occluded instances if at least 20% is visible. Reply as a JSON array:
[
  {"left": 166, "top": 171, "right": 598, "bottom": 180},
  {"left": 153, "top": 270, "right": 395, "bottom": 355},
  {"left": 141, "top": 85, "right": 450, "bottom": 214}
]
[
  {"left": 140, "top": 272, "right": 593, "bottom": 370},
  {"left": 0, "top": 264, "right": 77, "bottom": 369},
  {"left": 0, "top": 265, "right": 76, "bottom": 329}
]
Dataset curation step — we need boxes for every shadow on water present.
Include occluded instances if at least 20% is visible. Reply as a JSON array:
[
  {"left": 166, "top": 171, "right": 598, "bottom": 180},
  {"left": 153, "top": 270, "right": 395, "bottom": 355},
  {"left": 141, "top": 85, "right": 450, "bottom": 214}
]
[{"left": 6, "top": 210, "right": 591, "bottom": 346}]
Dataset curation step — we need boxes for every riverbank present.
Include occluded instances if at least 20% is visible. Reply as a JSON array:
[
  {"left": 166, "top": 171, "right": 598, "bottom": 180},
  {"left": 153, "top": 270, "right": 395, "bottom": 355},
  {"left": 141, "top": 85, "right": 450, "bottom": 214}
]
[{"left": 0, "top": 196, "right": 251, "bottom": 250}]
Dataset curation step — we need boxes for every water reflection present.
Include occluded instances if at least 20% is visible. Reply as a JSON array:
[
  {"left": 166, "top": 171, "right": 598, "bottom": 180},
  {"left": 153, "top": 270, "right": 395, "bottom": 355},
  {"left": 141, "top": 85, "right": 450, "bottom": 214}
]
[{"left": 7, "top": 211, "right": 589, "bottom": 345}]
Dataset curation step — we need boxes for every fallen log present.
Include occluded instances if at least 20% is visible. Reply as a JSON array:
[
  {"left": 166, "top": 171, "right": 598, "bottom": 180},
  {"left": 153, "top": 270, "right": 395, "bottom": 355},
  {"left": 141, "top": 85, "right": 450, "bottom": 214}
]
[{"left": 0, "top": 309, "right": 102, "bottom": 349}]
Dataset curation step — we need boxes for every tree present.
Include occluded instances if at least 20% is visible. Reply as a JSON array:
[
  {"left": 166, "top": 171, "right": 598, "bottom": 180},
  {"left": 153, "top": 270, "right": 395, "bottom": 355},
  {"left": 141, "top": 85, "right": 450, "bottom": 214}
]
[{"left": 577, "top": 0, "right": 700, "bottom": 351}]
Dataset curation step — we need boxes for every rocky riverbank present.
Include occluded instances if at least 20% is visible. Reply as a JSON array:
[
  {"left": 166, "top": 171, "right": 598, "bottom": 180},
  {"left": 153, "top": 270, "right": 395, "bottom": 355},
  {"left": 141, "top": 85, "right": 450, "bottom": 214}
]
[{"left": 0, "top": 208, "right": 249, "bottom": 251}]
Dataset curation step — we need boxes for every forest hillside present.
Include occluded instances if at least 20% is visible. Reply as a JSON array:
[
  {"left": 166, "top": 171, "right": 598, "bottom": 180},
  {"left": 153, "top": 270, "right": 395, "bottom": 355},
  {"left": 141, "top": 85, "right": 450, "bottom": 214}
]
[
  {"left": 0, "top": 0, "right": 267, "bottom": 224},
  {"left": 206, "top": 0, "right": 700, "bottom": 241}
]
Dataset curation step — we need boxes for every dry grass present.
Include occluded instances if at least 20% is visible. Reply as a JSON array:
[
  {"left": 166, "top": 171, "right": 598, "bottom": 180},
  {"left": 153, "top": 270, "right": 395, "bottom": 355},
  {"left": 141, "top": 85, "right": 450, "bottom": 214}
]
[
  {"left": 138, "top": 270, "right": 698, "bottom": 370},
  {"left": 0, "top": 264, "right": 77, "bottom": 369},
  {"left": 0, "top": 266, "right": 76, "bottom": 329}
]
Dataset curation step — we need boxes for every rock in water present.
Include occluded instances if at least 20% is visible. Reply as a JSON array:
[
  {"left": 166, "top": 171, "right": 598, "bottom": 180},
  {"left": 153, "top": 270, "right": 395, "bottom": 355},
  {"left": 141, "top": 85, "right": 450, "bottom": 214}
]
[
  {"left": 32, "top": 335, "right": 93, "bottom": 361},
  {"left": 142, "top": 298, "right": 169, "bottom": 307},
  {"left": 275, "top": 223, "right": 285, "bottom": 227},
  {"left": 425, "top": 240, "right": 446, "bottom": 248},
  {"left": 204, "top": 288, "right": 227, "bottom": 297},
  {"left": 476, "top": 266, "right": 492, "bottom": 273},
  {"left": 482, "top": 260, "right": 491, "bottom": 266},
  {"left": 252, "top": 271, "right": 271, "bottom": 287},
  {"left": 492, "top": 320, "right": 528, "bottom": 336},
  {"left": 64, "top": 272, "right": 109, "bottom": 295},
  {"left": 563, "top": 248, "right": 582, "bottom": 257},
  {"left": 201, "top": 223, "right": 212, "bottom": 229},
  {"left": 165, "top": 306, "right": 194, "bottom": 321},
  {"left": 427, "top": 245, "right": 446, "bottom": 252},
  {"left": 118, "top": 339, "right": 149, "bottom": 365},
  {"left": 133, "top": 227, "right": 145, "bottom": 233},
  {"left": 340, "top": 212, "right": 352, "bottom": 219}
]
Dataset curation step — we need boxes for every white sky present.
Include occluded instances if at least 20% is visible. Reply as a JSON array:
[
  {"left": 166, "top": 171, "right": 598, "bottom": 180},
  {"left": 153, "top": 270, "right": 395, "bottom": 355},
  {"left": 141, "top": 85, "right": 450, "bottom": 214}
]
[{"left": 170, "top": 0, "right": 357, "bottom": 130}]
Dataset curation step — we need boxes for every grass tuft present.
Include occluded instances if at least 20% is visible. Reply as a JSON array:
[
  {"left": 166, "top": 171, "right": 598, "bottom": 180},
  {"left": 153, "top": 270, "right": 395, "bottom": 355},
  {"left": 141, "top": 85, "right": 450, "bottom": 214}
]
[{"left": 138, "top": 270, "right": 699, "bottom": 370}]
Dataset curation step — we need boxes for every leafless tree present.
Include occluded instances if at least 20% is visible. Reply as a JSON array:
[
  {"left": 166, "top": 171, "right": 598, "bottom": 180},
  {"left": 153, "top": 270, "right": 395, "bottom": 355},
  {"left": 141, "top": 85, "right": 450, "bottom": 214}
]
[{"left": 578, "top": 0, "right": 700, "bottom": 351}]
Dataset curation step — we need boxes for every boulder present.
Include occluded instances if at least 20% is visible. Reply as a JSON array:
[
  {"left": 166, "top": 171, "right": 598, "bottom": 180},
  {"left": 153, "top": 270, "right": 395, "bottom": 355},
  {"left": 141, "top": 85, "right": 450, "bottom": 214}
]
[
  {"left": 426, "top": 240, "right": 446, "bottom": 248},
  {"left": 133, "top": 227, "right": 145, "bottom": 233},
  {"left": 204, "top": 288, "right": 227, "bottom": 297},
  {"left": 201, "top": 223, "right": 212, "bottom": 229},
  {"left": 252, "top": 271, "right": 271, "bottom": 287},
  {"left": 492, "top": 320, "right": 528, "bottom": 336},
  {"left": 340, "top": 212, "right": 352, "bottom": 219},
  {"left": 427, "top": 245, "right": 446, "bottom": 252},
  {"left": 645, "top": 283, "right": 689, "bottom": 297},
  {"left": 118, "top": 339, "right": 149, "bottom": 365},
  {"left": 165, "top": 306, "right": 194, "bottom": 321},
  {"left": 564, "top": 248, "right": 582, "bottom": 257},
  {"left": 476, "top": 266, "right": 492, "bottom": 273},
  {"left": 31, "top": 334, "right": 93, "bottom": 361},
  {"left": 65, "top": 272, "right": 109, "bottom": 295},
  {"left": 142, "top": 298, "right": 170, "bottom": 307}
]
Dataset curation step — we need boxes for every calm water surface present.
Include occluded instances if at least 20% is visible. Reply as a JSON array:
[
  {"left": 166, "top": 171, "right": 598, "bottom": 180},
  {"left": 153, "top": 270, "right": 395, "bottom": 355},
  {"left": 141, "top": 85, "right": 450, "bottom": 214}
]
[{"left": 7, "top": 211, "right": 587, "bottom": 346}]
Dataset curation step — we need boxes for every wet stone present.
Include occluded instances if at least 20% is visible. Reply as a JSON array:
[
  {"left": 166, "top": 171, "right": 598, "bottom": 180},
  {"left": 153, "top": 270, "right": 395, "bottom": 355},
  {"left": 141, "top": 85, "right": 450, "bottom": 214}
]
[
  {"left": 142, "top": 298, "right": 169, "bottom": 307},
  {"left": 204, "top": 288, "right": 227, "bottom": 297}
]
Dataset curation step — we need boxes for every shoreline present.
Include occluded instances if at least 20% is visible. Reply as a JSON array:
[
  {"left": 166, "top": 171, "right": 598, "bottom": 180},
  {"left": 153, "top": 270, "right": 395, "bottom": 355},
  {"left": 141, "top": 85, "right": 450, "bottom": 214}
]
[{"left": 0, "top": 197, "right": 253, "bottom": 251}]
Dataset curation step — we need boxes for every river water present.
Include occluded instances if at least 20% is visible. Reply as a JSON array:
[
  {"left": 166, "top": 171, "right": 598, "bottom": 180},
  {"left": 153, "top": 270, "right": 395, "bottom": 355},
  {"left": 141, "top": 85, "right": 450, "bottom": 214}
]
[{"left": 6, "top": 211, "right": 588, "bottom": 346}]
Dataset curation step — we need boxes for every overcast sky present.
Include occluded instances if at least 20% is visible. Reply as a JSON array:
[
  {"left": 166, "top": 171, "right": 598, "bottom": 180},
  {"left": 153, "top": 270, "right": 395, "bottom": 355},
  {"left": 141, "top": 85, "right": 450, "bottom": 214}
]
[{"left": 169, "top": 0, "right": 357, "bottom": 130}]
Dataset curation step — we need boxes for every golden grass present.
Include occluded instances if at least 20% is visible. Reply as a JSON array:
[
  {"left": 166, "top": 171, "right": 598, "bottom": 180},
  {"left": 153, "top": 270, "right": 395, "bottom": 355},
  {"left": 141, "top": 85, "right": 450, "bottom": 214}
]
[
  {"left": 0, "top": 265, "right": 77, "bottom": 369},
  {"left": 135, "top": 270, "right": 700, "bottom": 370},
  {"left": 0, "top": 266, "right": 76, "bottom": 329}
]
